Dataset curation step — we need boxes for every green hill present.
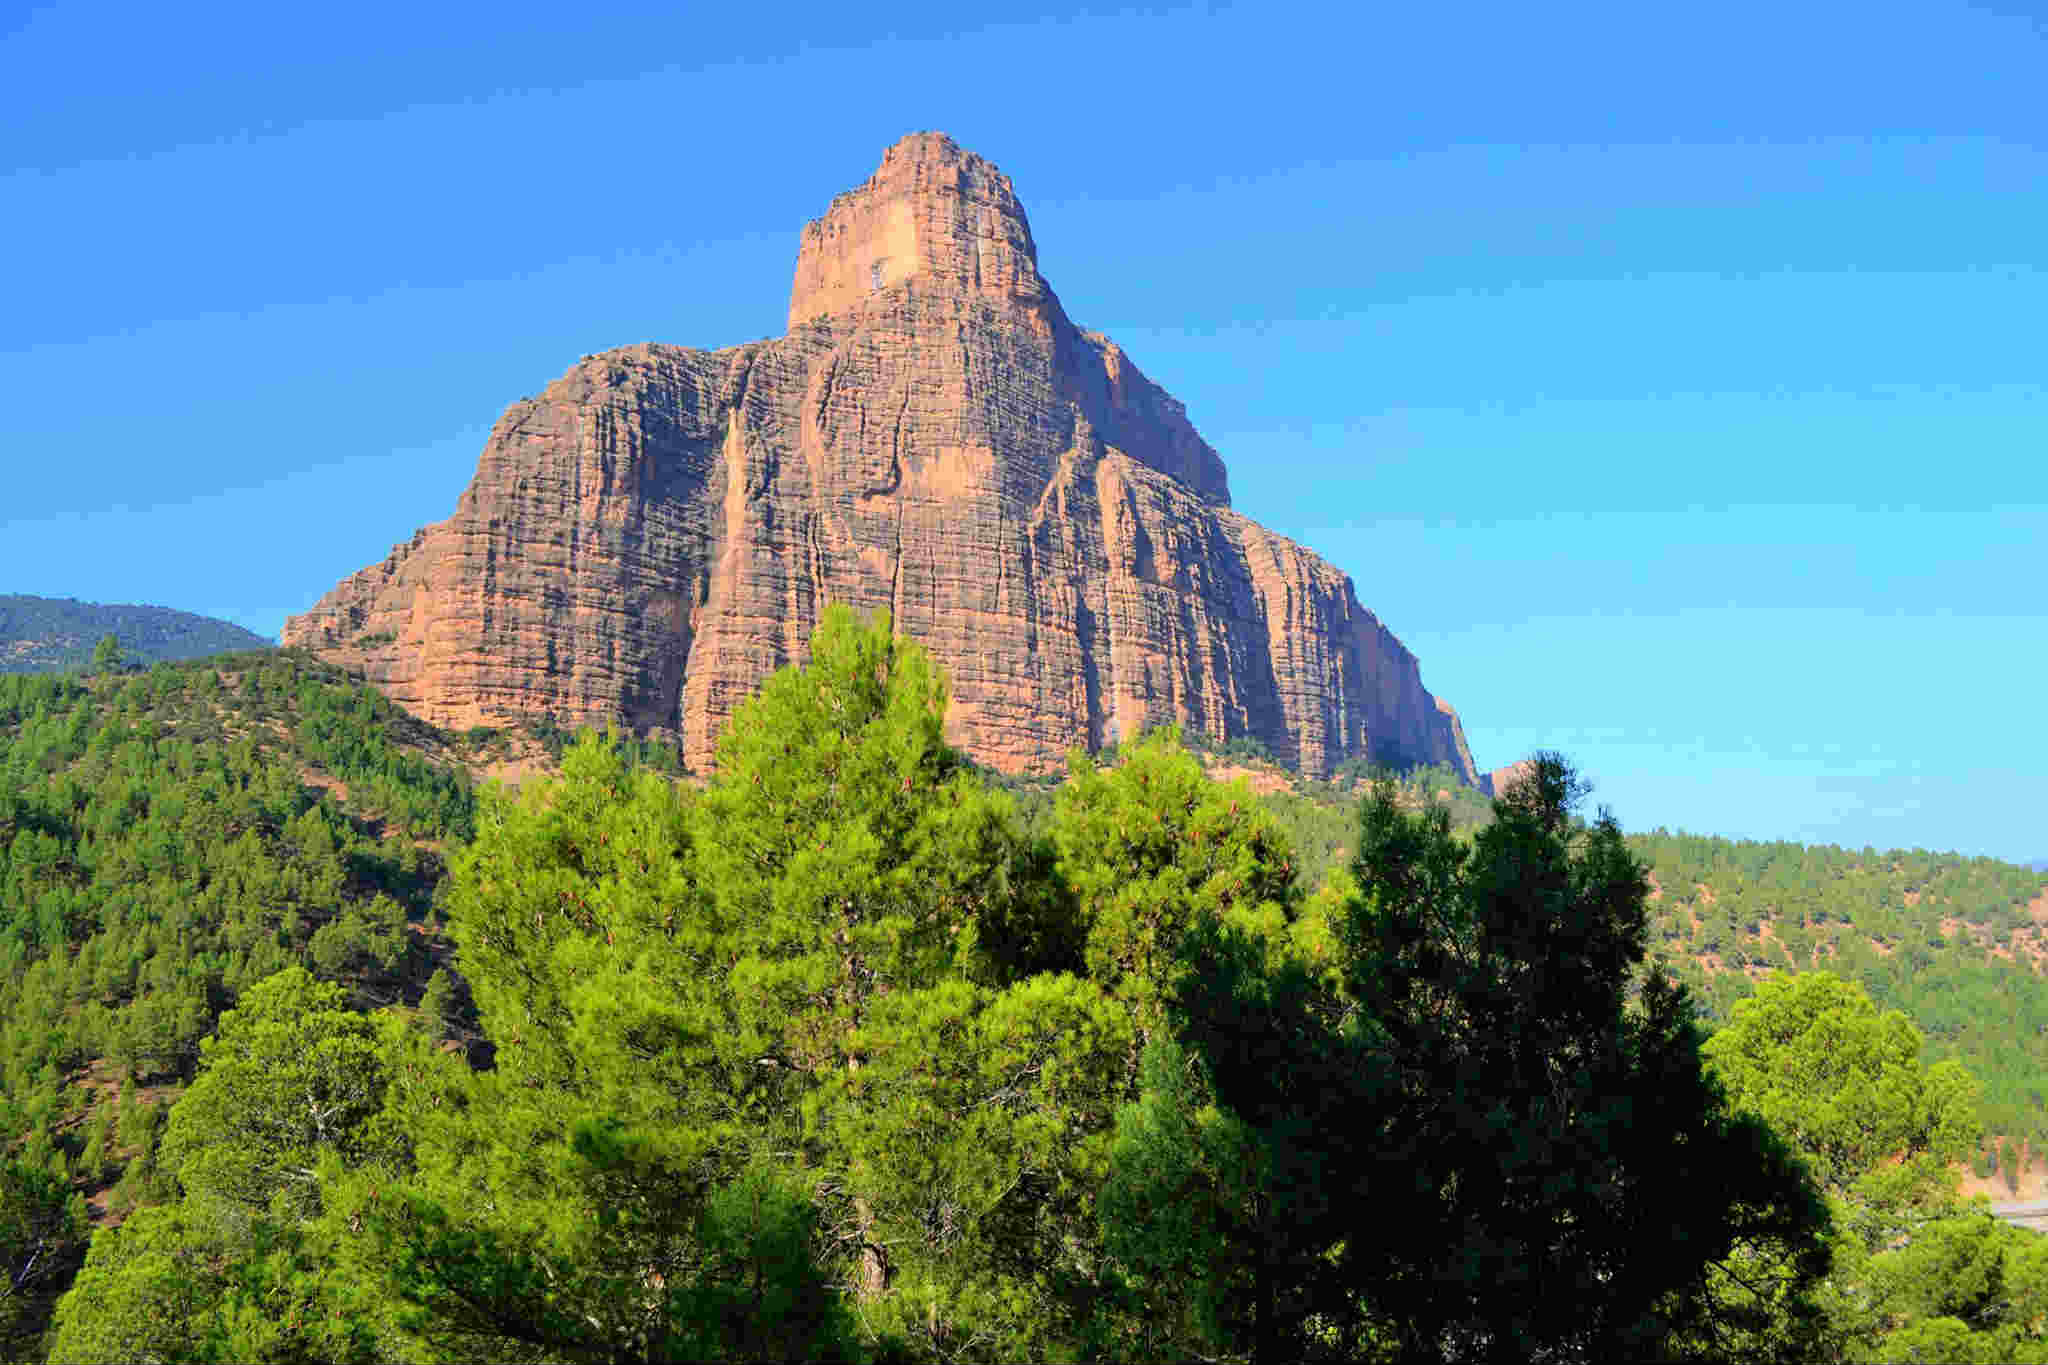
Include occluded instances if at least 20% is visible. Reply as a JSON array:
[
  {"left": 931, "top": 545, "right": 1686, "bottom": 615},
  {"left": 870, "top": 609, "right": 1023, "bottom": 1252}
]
[
  {"left": 0, "top": 595, "right": 272, "bottom": 674},
  {"left": 0, "top": 652, "right": 473, "bottom": 1352},
  {"left": 1632, "top": 829, "right": 2048, "bottom": 1149},
  {"left": 0, "top": 649, "right": 700, "bottom": 1354},
  {"left": 1206, "top": 753, "right": 2048, "bottom": 1152}
]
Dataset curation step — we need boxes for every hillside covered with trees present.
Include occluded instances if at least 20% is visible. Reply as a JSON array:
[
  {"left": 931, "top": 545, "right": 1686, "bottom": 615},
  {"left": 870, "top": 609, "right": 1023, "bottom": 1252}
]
[
  {"left": 1212, "top": 757, "right": 2048, "bottom": 1160},
  {"left": 0, "top": 596, "right": 273, "bottom": 675},
  {"left": 0, "top": 652, "right": 475, "bottom": 1353},
  {"left": 3, "top": 620, "right": 2046, "bottom": 1362}
]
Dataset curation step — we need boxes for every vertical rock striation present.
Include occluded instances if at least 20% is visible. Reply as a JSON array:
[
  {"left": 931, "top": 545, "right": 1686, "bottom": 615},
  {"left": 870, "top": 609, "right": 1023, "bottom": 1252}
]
[{"left": 284, "top": 133, "right": 1479, "bottom": 782}]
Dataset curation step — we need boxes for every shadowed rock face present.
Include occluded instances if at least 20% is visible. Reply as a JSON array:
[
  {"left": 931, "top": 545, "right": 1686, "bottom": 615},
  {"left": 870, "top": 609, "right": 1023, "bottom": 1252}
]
[{"left": 283, "top": 132, "right": 1479, "bottom": 781}]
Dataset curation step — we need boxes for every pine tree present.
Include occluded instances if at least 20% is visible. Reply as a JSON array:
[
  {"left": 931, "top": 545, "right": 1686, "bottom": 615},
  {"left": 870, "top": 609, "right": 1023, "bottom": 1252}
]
[
  {"left": 416, "top": 967, "right": 457, "bottom": 1042},
  {"left": 1129, "top": 754, "right": 1835, "bottom": 1363}
]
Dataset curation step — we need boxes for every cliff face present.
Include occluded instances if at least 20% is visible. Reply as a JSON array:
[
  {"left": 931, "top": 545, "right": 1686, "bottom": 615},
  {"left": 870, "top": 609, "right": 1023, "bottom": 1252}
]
[{"left": 284, "top": 133, "right": 1478, "bottom": 782}]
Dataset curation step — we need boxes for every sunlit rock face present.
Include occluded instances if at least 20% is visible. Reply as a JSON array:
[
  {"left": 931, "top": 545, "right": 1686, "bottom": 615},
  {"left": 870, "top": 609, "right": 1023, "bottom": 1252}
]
[{"left": 284, "top": 133, "right": 1478, "bottom": 782}]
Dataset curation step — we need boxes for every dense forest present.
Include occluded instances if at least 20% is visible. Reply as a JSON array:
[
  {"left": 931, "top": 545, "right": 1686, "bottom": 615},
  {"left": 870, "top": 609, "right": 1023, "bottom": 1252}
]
[
  {"left": 3, "top": 619, "right": 2046, "bottom": 1361},
  {"left": 0, "top": 597, "right": 272, "bottom": 674}
]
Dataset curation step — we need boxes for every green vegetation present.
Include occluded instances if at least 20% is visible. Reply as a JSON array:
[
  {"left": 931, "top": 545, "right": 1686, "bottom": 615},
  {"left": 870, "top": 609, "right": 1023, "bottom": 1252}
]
[
  {"left": 1707, "top": 972, "right": 2048, "bottom": 1361},
  {"left": 3, "top": 615, "right": 2043, "bottom": 1361},
  {"left": 1635, "top": 830, "right": 2048, "bottom": 1149},
  {"left": 1248, "top": 769, "right": 2048, "bottom": 1157},
  {"left": 519, "top": 713, "right": 692, "bottom": 776},
  {"left": 0, "top": 596, "right": 271, "bottom": 674},
  {"left": 0, "top": 650, "right": 467, "bottom": 1355}
]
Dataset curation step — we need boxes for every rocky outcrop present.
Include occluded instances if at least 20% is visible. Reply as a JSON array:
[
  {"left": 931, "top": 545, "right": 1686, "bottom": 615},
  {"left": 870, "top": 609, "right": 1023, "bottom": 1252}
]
[
  {"left": 285, "top": 133, "right": 1479, "bottom": 782},
  {"left": 1482, "top": 760, "right": 1536, "bottom": 800}
]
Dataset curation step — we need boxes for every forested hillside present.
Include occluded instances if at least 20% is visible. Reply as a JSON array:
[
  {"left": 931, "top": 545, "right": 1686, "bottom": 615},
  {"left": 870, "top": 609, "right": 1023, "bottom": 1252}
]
[
  {"left": 1636, "top": 831, "right": 2048, "bottom": 1153},
  {"left": 5, "top": 627, "right": 2047, "bottom": 1362},
  {"left": 0, "top": 596, "right": 272, "bottom": 674},
  {"left": 1202, "top": 755, "right": 2048, "bottom": 1157},
  {"left": 0, "top": 652, "right": 474, "bottom": 1353}
]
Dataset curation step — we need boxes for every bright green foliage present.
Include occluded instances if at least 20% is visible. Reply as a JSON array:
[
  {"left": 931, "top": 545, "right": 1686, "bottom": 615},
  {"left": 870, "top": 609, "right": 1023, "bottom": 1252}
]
[
  {"left": 45, "top": 971, "right": 404, "bottom": 1365},
  {"left": 88, "top": 636, "right": 122, "bottom": 676},
  {"left": 1049, "top": 731, "right": 1332, "bottom": 1361},
  {"left": 47, "top": 1201, "right": 389, "bottom": 1365},
  {"left": 1098, "top": 1037, "right": 1274, "bottom": 1357},
  {"left": 46, "top": 1205, "right": 220, "bottom": 1365},
  {"left": 441, "top": 726, "right": 703, "bottom": 1105},
  {"left": 1705, "top": 972, "right": 1979, "bottom": 1206},
  {"left": 689, "top": 607, "right": 1105, "bottom": 1347},
  {"left": 358, "top": 608, "right": 1061, "bottom": 1361},
  {"left": 1053, "top": 729, "right": 1296, "bottom": 1044},
  {"left": 23, "top": 612, "right": 2022, "bottom": 1364},
  {"left": 414, "top": 967, "right": 457, "bottom": 1042},
  {"left": 0, "top": 655, "right": 465, "bottom": 1348},
  {"left": 337, "top": 1131, "right": 855, "bottom": 1365},
  {"left": 1634, "top": 830, "right": 2048, "bottom": 1147},
  {"left": 693, "top": 606, "right": 1019, "bottom": 1067},
  {"left": 815, "top": 971, "right": 1131, "bottom": 1357},
  {"left": 1706, "top": 971, "right": 2048, "bottom": 1361},
  {"left": 381, "top": 733, "right": 725, "bottom": 1361},
  {"left": 158, "top": 968, "right": 393, "bottom": 1222},
  {"left": 0, "top": 659, "right": 459, "bottom": 1127}
]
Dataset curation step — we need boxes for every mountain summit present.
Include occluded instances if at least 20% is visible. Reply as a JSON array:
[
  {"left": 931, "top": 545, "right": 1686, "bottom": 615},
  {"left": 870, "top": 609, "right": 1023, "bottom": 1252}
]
[{"left": 284, "top": 133, "right": 1478, "bottom": 780}]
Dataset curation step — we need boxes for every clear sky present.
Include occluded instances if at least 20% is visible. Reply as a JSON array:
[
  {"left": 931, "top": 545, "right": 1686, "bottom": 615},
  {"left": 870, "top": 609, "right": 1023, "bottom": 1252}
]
[{"left": 4, "top": 0, "right": 2043, "bottom": 862}]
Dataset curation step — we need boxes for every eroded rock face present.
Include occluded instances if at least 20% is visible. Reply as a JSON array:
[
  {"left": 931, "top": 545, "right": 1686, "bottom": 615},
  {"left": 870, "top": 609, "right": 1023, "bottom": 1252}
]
[
  {"left": 285, "top": 132, "right": 1478, "bottom": 782},
  {"left": 1483, "top": 760, "right": 1537, "bottom": 800}
]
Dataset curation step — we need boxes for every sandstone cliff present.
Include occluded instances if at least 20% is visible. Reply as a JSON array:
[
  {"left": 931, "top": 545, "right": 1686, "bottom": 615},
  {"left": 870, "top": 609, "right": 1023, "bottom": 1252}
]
[
  {"left": 1482, "top": 760, "right": 1537, "bottom": 800},
  {"left": 284, "top": 133, "right": 1479, "bottom": 782}
]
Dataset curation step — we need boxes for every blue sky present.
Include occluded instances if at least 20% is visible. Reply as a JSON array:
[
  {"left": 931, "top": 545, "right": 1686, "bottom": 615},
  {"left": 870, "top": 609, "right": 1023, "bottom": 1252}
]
[{"left": 3, "top": 0, "right": 2043, "bottom": 861}]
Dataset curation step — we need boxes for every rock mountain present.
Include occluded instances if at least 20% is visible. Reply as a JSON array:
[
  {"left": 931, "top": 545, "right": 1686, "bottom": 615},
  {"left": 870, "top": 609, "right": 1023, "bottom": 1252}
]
[{"left": 285, "top": 133, "right": 1479, "bottom": 782}]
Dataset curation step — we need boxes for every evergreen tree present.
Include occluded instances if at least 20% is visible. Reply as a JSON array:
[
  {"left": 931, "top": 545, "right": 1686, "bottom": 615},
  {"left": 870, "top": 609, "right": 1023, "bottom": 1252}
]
[
  {"left": 88, "top": 635, "right": 121, "bottom": 676},
  {"left": 157, "top": 968, "right": 393, "bottom": 1224},
  {"left": 0, "top": 1159, "right": 84, "bottom": 1355},
  {"left": 353, "top": 608, "right": 1039, "bottom": 1360},
  {"left": 1706, "top": 970, "right": 2048, "bottom": 1361},
  {"left": 1141, "top": 755, "right": 1834, "bottom": 1363},
  {"left": 415, "top": 966, "right": 458, "bottom": 1042}
]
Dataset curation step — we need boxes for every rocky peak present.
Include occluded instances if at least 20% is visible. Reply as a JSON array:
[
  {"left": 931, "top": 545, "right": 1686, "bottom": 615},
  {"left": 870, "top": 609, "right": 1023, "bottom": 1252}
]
[
  {"left": 788, "top": 132, "right": 1050, "bottom": 330},
  {"left": 285, "top": 134, "right": 1478, "bottom": 785}
]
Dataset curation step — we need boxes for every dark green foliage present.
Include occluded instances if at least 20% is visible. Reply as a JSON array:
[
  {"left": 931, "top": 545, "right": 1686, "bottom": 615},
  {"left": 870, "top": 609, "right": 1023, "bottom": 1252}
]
[
  {"left": 0, "top": 596, "right": 271, "bottom": 674},
  {"left": 1266, "top": 760, "right": 1495, "bottom": 893},
  {"left": 675, "top": 1165, "right": 860, "bottom": 1363},
  {"left": 0, "top": 1159, "right": 86, "bottom": 1357},
  {"left": 1317, "top": 756, "right": 1829, "bottom": 1361},
  {"left": 520, "top": 713, "right": 692, "bottom": 776}
]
